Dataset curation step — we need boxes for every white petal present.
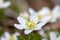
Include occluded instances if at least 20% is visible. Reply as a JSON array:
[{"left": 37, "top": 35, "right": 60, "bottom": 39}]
[
  {"left": 49, "top": 32, "right": 57, "bottom": 40},
  {"left": 4, "top": 31, "right": 10, "bottom": 38},
  {"left": 50, "top": 18, "right": 57, "bottom": 22},
  {"left": 28, "top": 8, "right": 36, "bottom": 15},
  {"left": 38, "top": 7, "right": 50, "bottom": 15},
  {"left": 14, "top": 24, "right": 26, "bottom": 30},
  {"left": 34, "top": 16, "right": 51, "bottom": 30},
  {"left": 17, "top": 17, "right": 27, "bottom": 25},
  {"left": 0, "top": 1, "right": 11, "bottom": 8},
  {"left": 34, "top": 22, "right": 46, "bottom": 30},
  {"left": 1, "top": 32, "right": 10, "bottom": 40},
  {"left": 38, "top": 30, "right": 46, "bottom": 37},
  {"left": 0, "top": 0, "right": 4, "bottom": 3},
  {"left": 41, "top": 16, "right": 52, "bottom": 22},
  {"left": 52, "top": 5, "right": 60, "bottom": 18},
  {"left": 57, "top": 36, "right": 60, "bottom": 40},
  {"left": 30, "top": 14, "right": 38, "bottom": 23},
  {"left": 24, "top": 30, "right": 33, "bottom": 34},
  {"left": 13, "top": 32, "right": 20, "bottom": 40},
  {"left": 53, "top": 5, "right": 60, "bottom": 14},
  {"left": 1, "top": 37, "right": 7, "bottom": 40},
  {"left": 13, "top": 32, "right": 20, "bottom": 36}
]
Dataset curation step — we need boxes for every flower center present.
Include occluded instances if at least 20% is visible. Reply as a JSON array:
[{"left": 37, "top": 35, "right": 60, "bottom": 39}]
[
  {"left": 38, "top": 14, "right": 42, "bottom": 20},
  {"left": 25, "top": 20, "right": 36, "bottom": 29},
  {"left": 38, "top": 12, "right": 53, "bottom": 20},
  {"left": 9, "top": 35, "right": 14, "bottom": 40}
]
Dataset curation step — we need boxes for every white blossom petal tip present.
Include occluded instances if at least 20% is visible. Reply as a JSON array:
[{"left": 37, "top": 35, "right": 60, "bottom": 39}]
[
  {"left": 14, "top": 24, "right": 24, "bottom": 30},
  {"left": 24, "top": 30, "right": 33, "bottom": 34},
  {"left": 4, "top": 1, "right": 11, "bottom": 7},
  {"left": 28, "top": 8, "right": 36, "bottom": 15},
  {"left": 39, "top": 7, "right": 50, "bottom": 15},
  {"left": 14, "top": 32, "right": 20, "bottom": 36},
  {"left": 0, "top": 0, "right": 11, "bottom": 8},
  {"left": 49, "top": 32, "right": 57, "bottom": 40},
  {"left": 17, "top": 17, "right": 27, "bottom": 24}
]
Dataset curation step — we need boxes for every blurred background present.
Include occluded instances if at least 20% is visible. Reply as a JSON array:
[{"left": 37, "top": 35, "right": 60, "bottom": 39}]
[{"left": 0, "top": 0, "right": 60, "bottom": 40}]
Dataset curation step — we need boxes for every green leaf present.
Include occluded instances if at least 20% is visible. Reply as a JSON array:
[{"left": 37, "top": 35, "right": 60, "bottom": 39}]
[
  {"left": 44, "top": 30, "right": 50, "bottom": 40},
  {"left": 56, "top": 29, "right": 60, "bottom": 35},
  {"left": 0, "top": 9, "right": 6, "bottom": 20},
  {"left": 4, "top": 0, "right": 8, "bottom": 1},
  {"left": 27, "top": 32, "right": 42, "bottom": 40},
  {"left": 18, "top": 34, "right": 26, "bottom": 40},
  {"left": 0, "top": 30, "right": 5, "bottom": 37},
  {"left": 18, "top": 32, "right": 42, "bottom": 40}
]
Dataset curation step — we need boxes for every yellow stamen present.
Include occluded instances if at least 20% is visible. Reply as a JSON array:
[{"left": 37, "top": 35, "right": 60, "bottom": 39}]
[
  {"left": 38, "top": 14, "right": 42, "bottom": 20},
  {"left": 38, "top": 12, "right": 53, "bottom": 20},
  {"left": 25, "top": 20, "right": 36, "bottom": 29},
  {"left": 9, "top": 35, "right": 14, "bottom": 40}
]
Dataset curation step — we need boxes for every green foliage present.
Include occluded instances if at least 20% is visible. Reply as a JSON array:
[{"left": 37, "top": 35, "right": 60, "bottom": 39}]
[
  {"left": 0, "top": 30, "right": 5, "bottom": 37},
  {"left": 18, "top": 32, "right": 42, "bottom": 40},
  {"left": 0, "top": 9, "right": 6, "bottom": 20},
  {"left": 9, "top": 5, "right": 20, "bottom": 13},
  {"left": 44, "top": 30, "right": 50, "bottom": 40},
  {"left": 9, "top": 26, "right": 17, "bottom": 33},
  {"left": 18, "top": 34, "right": 26, "bottom": 40},
  {"left": 56, "top": 29, "right": 60, "bottom": 35},
  {"left": 4, "top": 0, "right": 8, "bottom": 1}
]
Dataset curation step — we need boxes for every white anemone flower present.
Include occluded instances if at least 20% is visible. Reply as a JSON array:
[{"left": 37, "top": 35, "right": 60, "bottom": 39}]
[
  {"left": 38, "top": 30, "right": 48, "bottom": 40},
  {"left": 38, "top": 5, "right": 60, "bottom": 22},
  {"left": 0, "top": 0, "right": 11, "bottom": 8},
  {"left": 14, "top": 15, "right": 48, "bottom": 34},
  {"left": 49, "top": 31, "right": 60, "bottom": 40},
  {"left": 1, "top": 31, "right": 20, "bottom": 40},
  {"left": 29, "top": 7, "right": 52, "bottom": 25},
  {"left": 37, "top": 7, "right": 52, "bottom": 22},
  {"left": 50, "top": 5, "right": 60, "bottom": 22},
  {"left": 29, "top": 5, "right": 60, "bottom": 23}
]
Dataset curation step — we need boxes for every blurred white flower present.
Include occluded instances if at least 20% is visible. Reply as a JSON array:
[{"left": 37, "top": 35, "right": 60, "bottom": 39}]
[
  {"left": 29, "top": 7, "right": 52, "bottom": 25},
  {"left": 1, "top": 31, "right": 20, "bottom": 40},
  {"left": 14, "top": 15, "right": 47, "bottom": 34},
  {"left": 38, "top": 30, "right": 47, "bottom": 38},
  {"left": 37, "top": 7, "right": 52, "bottom": 22},
  {"left": 19, "top": 11, "right": 29, "bottom": 20},
  {"left": 49, "top": 31, "right": 60, "bottom": 40},
  {"left": 38, "top": 5, "right": 60, "bottom": 22},
  {"left": 0, "top": 0, "right": 11, "bottom": 8},
  {"left": 50, "top": 5, "right": 60, "bottom": 22},
  {"left": 29, "top": 5, "right": 60, "bottom": 23}
]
